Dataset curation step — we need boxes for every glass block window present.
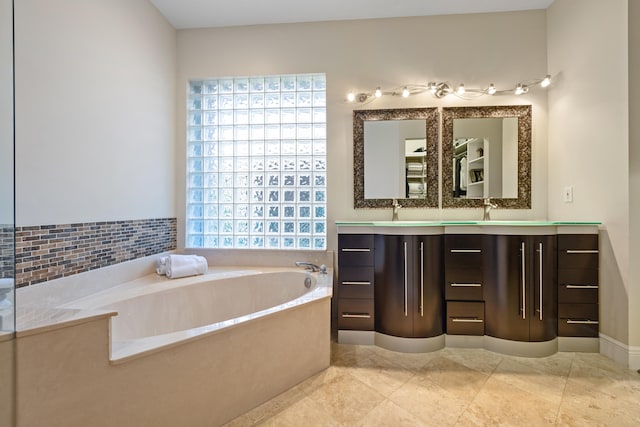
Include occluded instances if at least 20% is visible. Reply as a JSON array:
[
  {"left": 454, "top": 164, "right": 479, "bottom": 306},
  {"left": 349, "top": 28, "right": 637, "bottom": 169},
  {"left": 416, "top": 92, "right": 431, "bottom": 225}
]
[{"left": 186, "top": 74, "right": 327, "bottom": 250}]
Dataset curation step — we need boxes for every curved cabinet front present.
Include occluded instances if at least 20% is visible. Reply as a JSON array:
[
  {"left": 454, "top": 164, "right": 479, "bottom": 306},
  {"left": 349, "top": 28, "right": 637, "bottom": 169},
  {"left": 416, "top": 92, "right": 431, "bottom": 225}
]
[
  {"left": 484, "top": 234, "right": 557, "bottom": 342},
  {"left": 374, "top": 235, "right": 444, "bottom": 338}
]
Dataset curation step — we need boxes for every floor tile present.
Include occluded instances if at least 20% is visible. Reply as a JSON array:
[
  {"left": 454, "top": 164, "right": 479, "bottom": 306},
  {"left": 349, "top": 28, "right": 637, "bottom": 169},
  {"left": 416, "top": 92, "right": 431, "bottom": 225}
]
[{"left": 224, "top": 343, "right": 640, "bottom": 427}]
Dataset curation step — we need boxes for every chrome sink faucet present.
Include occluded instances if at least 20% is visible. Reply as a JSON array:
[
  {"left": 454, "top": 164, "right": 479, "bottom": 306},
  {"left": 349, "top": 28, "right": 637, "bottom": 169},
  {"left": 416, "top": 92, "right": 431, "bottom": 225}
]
[
  {"left": 483, "top": 198, "right": 498, "bottom": 221},
  {"left": 392, "top": 199, "right": 402, "bottom": 221}
]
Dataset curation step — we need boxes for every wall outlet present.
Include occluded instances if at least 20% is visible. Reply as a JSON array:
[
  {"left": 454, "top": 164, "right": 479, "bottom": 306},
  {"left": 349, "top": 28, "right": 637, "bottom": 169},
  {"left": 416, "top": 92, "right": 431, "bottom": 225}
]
[{"left": 563, "top": 186, "right": 574, "bottom": 203}]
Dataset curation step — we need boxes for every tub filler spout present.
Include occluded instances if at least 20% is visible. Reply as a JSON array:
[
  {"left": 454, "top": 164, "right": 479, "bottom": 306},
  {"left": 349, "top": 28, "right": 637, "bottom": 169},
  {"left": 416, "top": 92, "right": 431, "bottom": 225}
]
[{"left": 295, "top": 261, "right": 327, "bottom": 274}]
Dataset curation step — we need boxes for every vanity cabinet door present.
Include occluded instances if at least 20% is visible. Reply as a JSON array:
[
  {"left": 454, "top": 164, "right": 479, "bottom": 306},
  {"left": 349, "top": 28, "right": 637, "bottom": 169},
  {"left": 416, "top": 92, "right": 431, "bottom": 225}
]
[
  {"left": 484, "top": 235, "right": 557, "bottom": 342},
  {"left": 414, "top": 235, "right": 444, "bottom": 337},
  {"left": 374, "top": 234, "right": 444, "bottom": 338},
  {"left": 374, "top": 235, "right": 414, "bottom": 337}
]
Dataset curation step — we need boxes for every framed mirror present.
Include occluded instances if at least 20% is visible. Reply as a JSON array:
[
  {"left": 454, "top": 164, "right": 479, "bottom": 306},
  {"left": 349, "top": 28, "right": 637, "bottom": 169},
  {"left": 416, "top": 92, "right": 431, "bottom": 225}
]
[
  {"left": 442, "top": 105, "right": 531, "bottom": 209},
  {"left": 353, "top": 108, "right": 439, "bottom": 208}
]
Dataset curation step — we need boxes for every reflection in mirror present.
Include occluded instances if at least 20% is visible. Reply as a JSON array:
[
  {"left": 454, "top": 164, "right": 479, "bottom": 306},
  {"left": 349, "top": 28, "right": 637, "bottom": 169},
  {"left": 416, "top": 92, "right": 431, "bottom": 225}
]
[
  {"left": 442, "top": 106, "right": 531, "bottom": 209},
  {"left": 363, "top": 120, "right": 426, "bottom": 199},
  {"left": 354, "top": 108, "right": 438, "bottom": 208}
]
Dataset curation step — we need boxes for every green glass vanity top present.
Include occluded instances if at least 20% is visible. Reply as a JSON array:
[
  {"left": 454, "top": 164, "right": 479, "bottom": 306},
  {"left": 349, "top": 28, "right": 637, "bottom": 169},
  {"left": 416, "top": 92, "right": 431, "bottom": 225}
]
[{"left": 335, "top": 220, "right": 601, "bottom": 227}]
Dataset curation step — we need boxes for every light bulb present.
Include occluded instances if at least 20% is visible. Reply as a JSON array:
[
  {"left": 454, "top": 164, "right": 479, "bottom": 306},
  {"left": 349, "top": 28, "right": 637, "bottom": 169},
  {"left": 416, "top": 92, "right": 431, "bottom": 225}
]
[
  {"left": 347, "top": 91, "right": 355, "bottom": 102},
  {"left": 402, "top": 87, "right": 410, "bottom": 98},
  {"left": 375, "top": 87, "right": 382, "bottom": 98},
  {"left": 540, "top": 74, "right": 551, "bottom": 88},
  {"left": 457, "top": 83, "right": 465, "bottom": 95},
  {"left": 515, "top": 84, "right": 524, "bottom": 95},
  {"left": 487, "top": 84, "right": 497, "bottom": 95}
]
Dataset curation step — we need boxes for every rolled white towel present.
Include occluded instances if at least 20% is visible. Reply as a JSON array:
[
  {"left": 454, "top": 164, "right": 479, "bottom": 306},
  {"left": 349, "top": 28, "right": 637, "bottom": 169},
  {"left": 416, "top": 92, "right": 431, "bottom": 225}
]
[
  {"left": 165, "top": 254, "right": 208, "bottom": 279},
  {"left": 156, "top": 256, "right": 169, "bottom": 275}
]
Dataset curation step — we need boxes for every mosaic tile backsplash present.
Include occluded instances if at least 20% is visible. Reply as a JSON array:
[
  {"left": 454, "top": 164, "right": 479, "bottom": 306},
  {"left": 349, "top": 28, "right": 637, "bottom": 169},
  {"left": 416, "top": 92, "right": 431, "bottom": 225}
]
[
  {"left": 0, "top": 225, "right": 14, "bottom": 279},
  {"left": 15, "top": 218, "right": 176, "bottom": 287}
]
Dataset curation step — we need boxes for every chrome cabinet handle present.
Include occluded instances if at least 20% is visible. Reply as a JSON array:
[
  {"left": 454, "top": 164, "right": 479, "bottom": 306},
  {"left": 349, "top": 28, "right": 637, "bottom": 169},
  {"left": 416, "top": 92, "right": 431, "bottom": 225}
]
[
  {"left": 451, "top": 318, "right": 484, "bottom": 323},
  {"left": 566, "top": 249, "right": 598, "bottom": 254},
  {"left": 342, "top": 313, "right": 372, "bottom": 319},
  {"left": 341, "top": 281, "right": 371, "bottom": 286},
  {"left": 565, "top": 284, "right": 599, "bottom": 289},
  {"left": 566, "top": 319, "right": 599, "bottom": 325},
  {"left": 420, "top": 241, "right": 424, "bottom": 317},
  {"left": 341, "top": 248, "right": 371, "bottom": 252},
  {"left": 521, "top": 241, "right": 526, "bottom": 320},
  {"left": 404, "top": 241, "right": 408, "bottom": 317},
  {"left": 450, "top": 249, "right": 481, "bottom": 253},
  {"left": 538, "top": 242, "right": 543, "bottom": 321},
  {"left": 450, "top": 283, "right": 482, "bottom": 287}
]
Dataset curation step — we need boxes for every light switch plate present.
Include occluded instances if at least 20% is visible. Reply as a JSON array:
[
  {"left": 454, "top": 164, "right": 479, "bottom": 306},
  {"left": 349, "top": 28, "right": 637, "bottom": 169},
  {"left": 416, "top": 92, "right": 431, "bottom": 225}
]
[{"left": 563, "top": 186, "right": 574, "bottom": 203}]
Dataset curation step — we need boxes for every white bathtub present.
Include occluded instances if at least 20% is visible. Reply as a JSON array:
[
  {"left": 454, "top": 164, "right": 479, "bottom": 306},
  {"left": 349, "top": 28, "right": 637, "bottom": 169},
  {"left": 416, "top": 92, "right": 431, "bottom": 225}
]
[
  {"left": 73, "top": 267, "right": 332, "bottom": 361},
  {"left": 16, "top": 264, "right": 333, "bottom": 427}
]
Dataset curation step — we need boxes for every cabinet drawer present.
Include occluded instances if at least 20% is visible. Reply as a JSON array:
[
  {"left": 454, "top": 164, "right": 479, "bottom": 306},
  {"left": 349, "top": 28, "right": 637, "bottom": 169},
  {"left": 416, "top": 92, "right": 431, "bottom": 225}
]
[
  {"left": 444, "top": 235, "right": 484, "bottom": 268},
  {"left": 558, "top": 235, "right": 598, "bottom": 269},
  {"left": 558, "top": 281, "right": 598, "bottom": 304},
  {"left": 558, "top": 234, "right": 598, "bottom": 250},
  {"left": 338, "top": 267, "right": 374, "bottom": 299},
  {"left": 338, "top": 298, "right": 374, "bottom": 330},
  {"left": 446, "top": 301, "right": 484, "bottom": 335},
  {"left": 338, "top": 234, "right": 374, "bottom": 266},
  {"left": 558, "top": 303, "right": 599, "bottom": 337},
  {"left": 445, "top": 268, "right": 483, "bottom": 300},
  {"left": 558, "top": 268, "right": 598, "bottom": 286}
]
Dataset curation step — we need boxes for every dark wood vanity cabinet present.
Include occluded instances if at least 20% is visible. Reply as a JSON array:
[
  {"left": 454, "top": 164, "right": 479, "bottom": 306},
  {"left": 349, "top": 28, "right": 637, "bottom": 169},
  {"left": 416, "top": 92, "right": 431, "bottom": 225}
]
[
  {"left": 557, "top": 234, "right": 599, "bottom": 337},
  {"left": 444, "top": 235, "right": 485, "bottom": 335},
  {"left": 484, "top": 235, "right": 558, "bottom": 342},
  {"left": 337, "top": 234, "right": 375, "bottom": 330},
  {"left": 374, "top": 235, "right": 444, "bottom": 338}
]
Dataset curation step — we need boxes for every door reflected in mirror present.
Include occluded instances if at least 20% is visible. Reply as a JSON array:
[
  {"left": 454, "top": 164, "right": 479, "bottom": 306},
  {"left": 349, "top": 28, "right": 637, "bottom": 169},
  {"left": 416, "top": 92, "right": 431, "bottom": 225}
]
[
  {"left": 354, "top": 108, "right": 438, "bottom": 209},
  {"left": 363, "top": 120, "right": 426, "bottom": 199}
]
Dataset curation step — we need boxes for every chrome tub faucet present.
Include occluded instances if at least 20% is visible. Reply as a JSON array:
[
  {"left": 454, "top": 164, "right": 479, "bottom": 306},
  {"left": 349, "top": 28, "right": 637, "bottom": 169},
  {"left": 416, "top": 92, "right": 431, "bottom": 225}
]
[{"left": 295, "top": 261, "right": 327, "bottom": 274}]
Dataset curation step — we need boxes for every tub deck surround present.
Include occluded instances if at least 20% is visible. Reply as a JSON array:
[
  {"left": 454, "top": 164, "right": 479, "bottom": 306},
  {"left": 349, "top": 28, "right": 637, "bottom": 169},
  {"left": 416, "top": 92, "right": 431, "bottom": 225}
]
[{"left": 15, "top": 262, "right": 333, "bottom": 427}]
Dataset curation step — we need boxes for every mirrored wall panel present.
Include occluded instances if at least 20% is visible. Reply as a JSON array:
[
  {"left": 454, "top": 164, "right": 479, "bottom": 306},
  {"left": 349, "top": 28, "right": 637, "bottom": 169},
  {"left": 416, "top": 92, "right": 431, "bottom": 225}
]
[
  {"left": 442, "top": 105, "right": 531, "bottom": 209},
  {"left": 353, "top": 108, "right": 439, "bottom": 208}
]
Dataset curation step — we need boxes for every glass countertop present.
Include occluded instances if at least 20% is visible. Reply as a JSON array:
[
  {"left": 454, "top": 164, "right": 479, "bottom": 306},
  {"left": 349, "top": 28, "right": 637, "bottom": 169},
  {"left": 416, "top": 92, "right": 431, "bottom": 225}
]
[{"left": 335, "top": 220, "right": 601, "bottom": 227}]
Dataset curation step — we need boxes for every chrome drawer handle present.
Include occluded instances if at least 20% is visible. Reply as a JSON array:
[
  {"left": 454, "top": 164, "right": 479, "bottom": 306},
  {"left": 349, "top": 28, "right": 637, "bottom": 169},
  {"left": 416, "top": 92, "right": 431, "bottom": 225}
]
[
  {"left": 341, "top": 248, "right": 371, "bottom": 252},
  {"left": 566, "top": 319, "right": 599, "bottom": 325},
  {"left": 341, "top": 313, "right": 371, "bottom": 319},
  {"left": 450, "top": 249, "right": 481, "bottom": 253},
  {"left": 341, "top": 281, "right": 371, "bottom": 286},
  {"left": 450, "top": 283, "right": 482, "bottom": 287},
  {"left": 451, "top": 318, "right": 484, "bottom": 323},
  {"left": 566, "top": 249, "right": 598, "bottom": 254},
  {"left": 565, "top": 285, "right": 599, "bottom": 289}
]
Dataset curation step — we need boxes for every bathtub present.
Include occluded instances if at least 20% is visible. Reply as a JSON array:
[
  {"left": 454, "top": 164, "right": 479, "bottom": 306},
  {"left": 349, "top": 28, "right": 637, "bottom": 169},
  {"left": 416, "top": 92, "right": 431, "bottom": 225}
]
[{"left": 16, "top": 264, "right": 333, "bottom": 427}]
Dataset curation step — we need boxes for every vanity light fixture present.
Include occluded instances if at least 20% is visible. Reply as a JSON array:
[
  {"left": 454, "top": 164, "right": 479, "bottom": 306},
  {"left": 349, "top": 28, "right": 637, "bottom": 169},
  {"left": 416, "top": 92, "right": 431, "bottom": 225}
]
[
  {"left": 540, "top": 74, "right": 551, "bottom": 88},
  {"left": 346, "top": 74, "right": 551, "bottom": 103}
]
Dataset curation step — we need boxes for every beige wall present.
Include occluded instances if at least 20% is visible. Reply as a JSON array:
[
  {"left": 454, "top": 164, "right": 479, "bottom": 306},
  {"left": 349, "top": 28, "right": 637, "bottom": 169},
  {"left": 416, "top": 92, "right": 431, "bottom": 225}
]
[
  {"left": 547, "top": 0, "right": 632, "bottom": 357},
  {"left": 629, "top": 0, "right": 640, "bottom": 353},
  {"left": 0, "top": 337, "right": 15, "bottom": 427},
  {"left": 14, "top": 0, "right": 177, "bottom": 226},
  {"left": 176, "top": 11, "right": 549, "bottom": 250}
]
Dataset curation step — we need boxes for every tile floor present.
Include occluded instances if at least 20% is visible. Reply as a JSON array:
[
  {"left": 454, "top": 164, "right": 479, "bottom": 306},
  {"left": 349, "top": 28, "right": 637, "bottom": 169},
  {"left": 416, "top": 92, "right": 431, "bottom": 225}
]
[{"left": 225, "top": 342, "right": 640, "bottom": 426}]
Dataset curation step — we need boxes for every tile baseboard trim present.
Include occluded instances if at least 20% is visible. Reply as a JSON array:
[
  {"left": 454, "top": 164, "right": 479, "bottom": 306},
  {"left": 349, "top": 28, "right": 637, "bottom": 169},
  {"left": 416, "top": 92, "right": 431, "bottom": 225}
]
[{"left": 599, "top": 333, "right": 640, "bottom": 369}]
